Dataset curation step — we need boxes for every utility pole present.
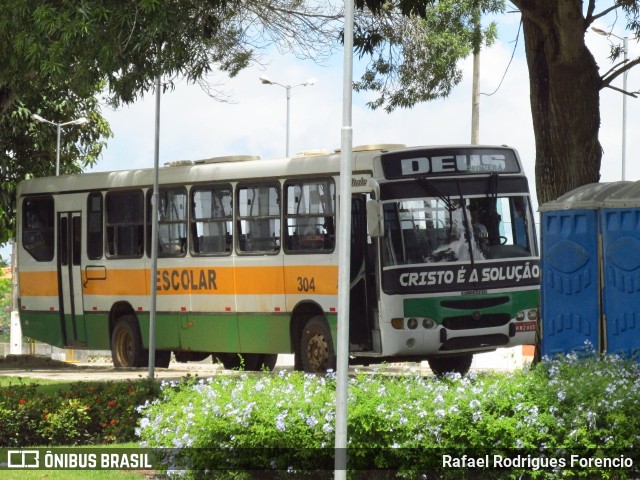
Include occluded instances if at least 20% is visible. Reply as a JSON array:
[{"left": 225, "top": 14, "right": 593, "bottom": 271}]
[{"left": 471, "top": 8, "right": 481, "bottom": 145}]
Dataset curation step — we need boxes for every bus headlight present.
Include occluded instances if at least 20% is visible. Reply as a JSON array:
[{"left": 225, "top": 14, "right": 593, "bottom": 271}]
[
  {"left": 391, "top": 318, "right": 404, "bottom": 330},
  {"left": 528, "top": 309, "right": 538, "bottom": 321},
  {"left": 422, "top": 318, "right": 437, "bottom": 329},
  {"left": 516, "top": 311, "right": 525, "bottom": 321},
  {"left": 407, "top": 318, "right": 419, "bottom": 330}
]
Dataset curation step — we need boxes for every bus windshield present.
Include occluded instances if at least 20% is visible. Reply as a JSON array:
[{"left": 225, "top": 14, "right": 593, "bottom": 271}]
[{"left": 382, "top": 194, "right": 536, "bottom": 266}]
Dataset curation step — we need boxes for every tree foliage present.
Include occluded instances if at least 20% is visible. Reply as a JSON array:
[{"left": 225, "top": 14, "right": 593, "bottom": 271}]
[
  {"left": 509, "top": 0, "right": 640, "bottom": 203},
  {"left": 353, "top": 0, "right": 640, "bottom": 203},
  {"left": 0, "top": 0, "right": 342, "bottom": 244},
  {"left": 353, "top": 0, "right": 503, "bottom": 112}
]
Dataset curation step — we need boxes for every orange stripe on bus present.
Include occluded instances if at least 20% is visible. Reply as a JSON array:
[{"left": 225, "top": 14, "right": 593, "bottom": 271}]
[
  {"left": 19, "top": 271, "right": 58, "bottom": 296},
  {"left": 19, "top": 265, "right": 339, "bottom": 297}
]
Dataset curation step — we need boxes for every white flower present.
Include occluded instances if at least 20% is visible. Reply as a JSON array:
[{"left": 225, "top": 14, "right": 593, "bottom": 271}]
[
  {"left": 275, "top": 411, "right": 288, "bottom": 432},
  {"left": 306, "top": 415, "right": 319, "bottom": 428}
]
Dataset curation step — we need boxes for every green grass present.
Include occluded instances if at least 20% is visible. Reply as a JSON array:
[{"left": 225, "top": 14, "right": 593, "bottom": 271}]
[
  {"left": 1, "top": 468, "right": 149, "bottom": 479},
  {"left": 0, "top": 376, "right": 69, "bottom": 395}
]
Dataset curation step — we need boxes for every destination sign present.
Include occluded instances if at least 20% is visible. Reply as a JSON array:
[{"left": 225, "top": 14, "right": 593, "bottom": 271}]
[
  {"left": 381, "top": 148, "right": 521, "bottom": 179},
  {"left": 382, "top": 259, "right": 540, "bottom": 295}
]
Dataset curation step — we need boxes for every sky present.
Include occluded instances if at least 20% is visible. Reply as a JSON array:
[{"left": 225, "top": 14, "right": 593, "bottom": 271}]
[
  {"left": 90, "top": 13, "right": 640, "bottom": 201},
  {"left": 2, "top": 10, "right": 638, "bottom": 261}
]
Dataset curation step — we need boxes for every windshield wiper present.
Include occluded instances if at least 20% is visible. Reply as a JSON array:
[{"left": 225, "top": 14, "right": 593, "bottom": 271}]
[{"left": 416, "top": 177, "right": 457, "bottom": 212}]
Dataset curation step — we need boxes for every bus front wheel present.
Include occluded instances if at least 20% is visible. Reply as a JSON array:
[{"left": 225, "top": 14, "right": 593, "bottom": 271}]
[
  {"left": 300, "top": 316, "right": 336, "bottom": 374},
  {"left": 427, "top": 354, "right": 473, "bottom": 377},
  {"left": 111, "top": 316, "right": 146, "bottom": 368}
]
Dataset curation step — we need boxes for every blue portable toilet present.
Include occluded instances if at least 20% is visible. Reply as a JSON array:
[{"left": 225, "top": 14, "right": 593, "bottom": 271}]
[
  {"left": 539, "top": 182, "right": 630, "bottom": 357},
  {"left": 600, "top": 183, "right": 640, "bottom": 358}
]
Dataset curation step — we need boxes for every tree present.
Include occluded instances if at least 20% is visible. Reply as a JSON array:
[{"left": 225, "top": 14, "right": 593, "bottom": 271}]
[
  {"left": 0, "top": 0, "right": 342, "bottom": 244},
  {"left": 510, "top": 0, "right": 640, "bottom": 203},
  {"left": 352, "top": 0, "right": 502, "bottom": 111},
  {"left": 355, "top": 0, "right": 640, "bottom": 204}
]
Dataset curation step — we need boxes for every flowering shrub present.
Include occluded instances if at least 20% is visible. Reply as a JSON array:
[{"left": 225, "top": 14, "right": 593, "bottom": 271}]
[
  {"left": 0, "top": 380, "right": 159, "bottom": 446},
  {"left": 138, "top": 354, "right": 640, "bottom": 479}
]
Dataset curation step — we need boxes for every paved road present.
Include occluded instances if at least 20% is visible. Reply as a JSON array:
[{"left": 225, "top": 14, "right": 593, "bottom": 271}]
[
  {"left": 0, "top": 346, "right": 528, "bottom": 382},
  {"left": 0, "top": 354, "right": 301, "bottom": 382}
]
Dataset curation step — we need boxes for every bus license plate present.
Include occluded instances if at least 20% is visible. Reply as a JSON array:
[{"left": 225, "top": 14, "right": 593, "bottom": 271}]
[{"left": 515, "top": 321, "right": 536, "bottom": 332}]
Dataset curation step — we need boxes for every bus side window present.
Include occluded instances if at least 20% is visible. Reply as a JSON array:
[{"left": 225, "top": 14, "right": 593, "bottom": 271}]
[
  {"left": 191, "top": 184, "right": 233, "bottom": 256},
  {"left": 146, "top": 187, "right": 188, "bottom": 257},
  {"left": 284, "top": 179, "right": 336, "bottom": 254},
  {"left": 106, "top": 190, "right": 144, "bottom": 258},
  {"left": 87, "top": 192, "right": 103, "bottom": 259},
  {"left": 22, "top": 195, "right": 55, "bottom": 262},
  {"left": 237, "top": 183, "right": 281, "bottom": 254}
]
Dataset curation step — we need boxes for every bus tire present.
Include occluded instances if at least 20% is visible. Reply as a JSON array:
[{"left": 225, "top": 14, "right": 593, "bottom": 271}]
[
  {"left": 300, "top": 316, "right": 336, "bottom": 374},
  {"left": 427, "top": 354, "right": 473, "bottom": 377},
  {"left": 111, "top": 316, "right": 146, "bottom": 368}
]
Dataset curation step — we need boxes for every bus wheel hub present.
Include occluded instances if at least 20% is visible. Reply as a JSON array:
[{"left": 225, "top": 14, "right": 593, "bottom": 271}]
[{"left": 307, "top": 333, "right": 328, "bottom": 370}]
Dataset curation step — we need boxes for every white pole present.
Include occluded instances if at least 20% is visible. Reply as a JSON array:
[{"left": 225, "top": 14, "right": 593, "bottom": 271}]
[
  {"left": 622, "top": 36, "right": 628, "bottom": 181},
  {"left": 470, "top": 9, "right": 480, "bottom": 145},
  {"left": 9, "top": 240, "right": 21, "bottom": 355},
  {"left": 471, "top": 50, "right": 480, "bottom": 145},
  {"left": 335, "top": 0, "right": 354, "bottom": 478},
  {"left": 148, "top": 74, "right": 161, "bottom": 380},
  {"left": 285, "top": 85, "right": 291, "bottom": 157},
  {"left": 55, "top": 124, "right": 61, "bottom": 176}
]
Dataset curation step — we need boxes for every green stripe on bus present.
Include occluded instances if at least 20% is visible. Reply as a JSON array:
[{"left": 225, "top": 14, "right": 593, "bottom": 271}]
[{"left": 403, "top": 289, "right": 540, "bottom": 323}]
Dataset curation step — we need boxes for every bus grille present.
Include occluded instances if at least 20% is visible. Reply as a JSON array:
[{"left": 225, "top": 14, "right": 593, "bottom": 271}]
[
  {"left": 440, "top": 334, "right": 509, "bottom": 351},
  {"left": 442, "top": 314, "right": 511, "bottom": 330},
  {"left": 440, "top": 297, "right": 510, "bottom": 310}
]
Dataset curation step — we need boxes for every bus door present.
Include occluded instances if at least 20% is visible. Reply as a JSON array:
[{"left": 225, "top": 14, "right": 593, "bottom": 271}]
[
  {"left": 57, "top": 212, "right": 86, "bottom": 346},
  {"left": 349, "top": 195, "right": 376, "bottom": 349}
]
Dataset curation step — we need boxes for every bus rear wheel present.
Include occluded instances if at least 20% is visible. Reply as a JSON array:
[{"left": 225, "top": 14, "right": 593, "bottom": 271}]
[
  {"left": 300, "top": 316, "right": 336, "bottom": 374},
  {"left": 111, "top": 316, "right": 146, "bottom": 368},
  {"left": 427, "top": 354, "right": 473, "bottom": 377}
]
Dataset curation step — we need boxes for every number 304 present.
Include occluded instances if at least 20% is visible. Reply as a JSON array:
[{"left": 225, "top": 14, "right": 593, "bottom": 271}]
[{"left": 297, "top": 277, "right": 316, "bottom": 292}]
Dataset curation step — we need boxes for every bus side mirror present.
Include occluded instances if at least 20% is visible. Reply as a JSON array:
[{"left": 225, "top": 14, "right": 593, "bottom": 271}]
[{"left": 366, "top": 200, "right": 384, "bottom": 238}]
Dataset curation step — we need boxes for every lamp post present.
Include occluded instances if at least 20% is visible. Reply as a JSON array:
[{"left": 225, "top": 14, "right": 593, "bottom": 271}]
[
  {"left": 259, "top": 76, "right": 316, "bottom": 157},
  {"left": 31, "top": 114, "right": 88, "bottom": 176},
  {"left": 592, "top": 27, "right": 629, "bottom": 181}
]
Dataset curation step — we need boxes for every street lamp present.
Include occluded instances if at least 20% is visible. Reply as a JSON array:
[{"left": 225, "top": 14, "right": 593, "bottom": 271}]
[
  {"left": 31, "top": 114, "right": 88, "bottom": 176},
  {"left": 592, "top": 27, "right": 629, "bottom": 181},
  {"left": 259, "top": 75, "right": 316, "bottom": 157}
]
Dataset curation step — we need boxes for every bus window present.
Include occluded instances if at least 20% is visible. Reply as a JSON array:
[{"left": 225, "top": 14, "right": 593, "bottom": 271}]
[
  {"left": 87, "top": 192, "right": 103, "bottom": 259},
  {"left": 480, "top": 196, "right": 535, "bottom": 259},
  {"left": 237, "top": 183, "right": 281, "bottom": 254},
  {"left": 191, "top": 184, "right": 233, "bottom": 255},
  {"left": 284, "top": 179, "right": 335, "bottom": 253},
  {"left": 106, "top": 190, "right": 144, "bottom": 258},
  {"left": 22, "top": 195, "right": 55, "bottom": 261},
  {"left": 382, "top": 195, "right": 536, "bottom": 266},
  {"left": 146, "top": 187, "right": 188, "bottom": 257}
]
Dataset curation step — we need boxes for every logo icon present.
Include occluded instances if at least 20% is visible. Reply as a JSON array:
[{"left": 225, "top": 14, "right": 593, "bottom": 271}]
[{"left": 7, "top": 450, "right": 40, "bottom": 468}]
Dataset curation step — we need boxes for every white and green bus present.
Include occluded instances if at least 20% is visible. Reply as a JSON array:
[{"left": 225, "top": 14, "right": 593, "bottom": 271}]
[{"left": 16, "top": 144, "right": 539, "bottom": 374}]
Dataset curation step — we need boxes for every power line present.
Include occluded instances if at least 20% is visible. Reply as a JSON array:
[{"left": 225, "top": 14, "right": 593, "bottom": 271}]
[{"left": 481, "top": 20, "right": 522, "bottom": 97}]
